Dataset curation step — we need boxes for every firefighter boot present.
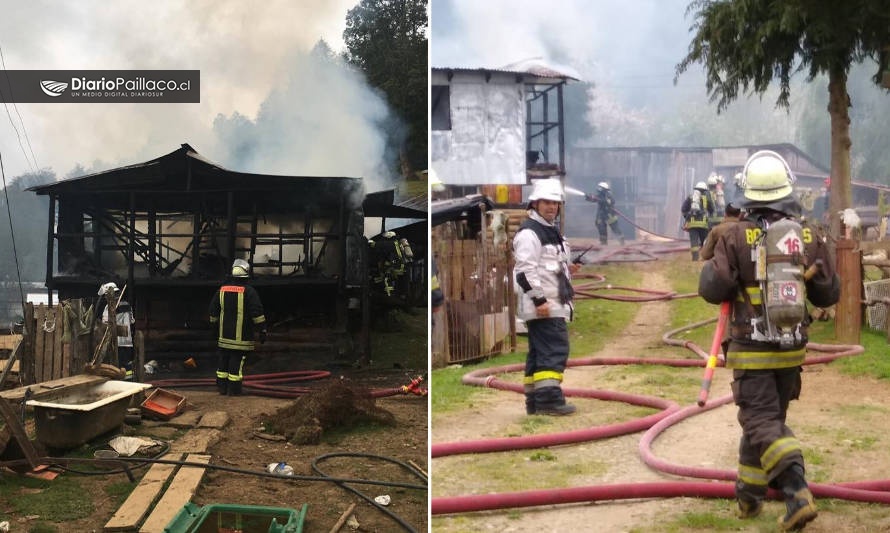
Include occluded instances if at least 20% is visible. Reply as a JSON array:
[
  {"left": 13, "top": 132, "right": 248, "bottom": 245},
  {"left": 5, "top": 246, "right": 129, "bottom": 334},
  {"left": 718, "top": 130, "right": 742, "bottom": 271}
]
[
  {"left": 525, "top": 392, "right": 536, "bottom": 415},
  {"left": 217, "top": 377, "right": 228, "bottom": 395},
  {"left": 534, "top": 386, "right": 576, "bottom": 416},
  {"left": 734, "top": 479, "right": 763, "bottom": 519},
  {"left": 777, "top": 464, "right": 817, "bottom": 531},
  {"left": 227, "top": 380, "right": 243, "bottom": 396}
]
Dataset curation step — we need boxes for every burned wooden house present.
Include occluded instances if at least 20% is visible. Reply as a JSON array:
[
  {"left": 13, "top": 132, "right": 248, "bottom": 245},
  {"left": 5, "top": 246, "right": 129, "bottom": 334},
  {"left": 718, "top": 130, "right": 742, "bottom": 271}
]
[{"left": 28, "top": 144, "right": 371, "bottom": 366}]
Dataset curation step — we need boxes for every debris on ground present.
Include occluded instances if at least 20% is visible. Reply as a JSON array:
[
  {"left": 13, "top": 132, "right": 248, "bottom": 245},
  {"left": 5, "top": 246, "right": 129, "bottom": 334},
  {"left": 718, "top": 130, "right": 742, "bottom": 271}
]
[{"left": 264, "top": 379, "right": 396, "bottom": 444}]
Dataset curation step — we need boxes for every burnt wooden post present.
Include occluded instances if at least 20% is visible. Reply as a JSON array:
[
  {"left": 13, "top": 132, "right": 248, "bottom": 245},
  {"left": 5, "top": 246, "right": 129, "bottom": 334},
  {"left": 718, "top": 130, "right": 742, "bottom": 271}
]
[
  {"left": 835, "top": 238, "right": 861, "bottom": 344},
  {"left": 21, "top": 302, "right": 34, "bottom": 384}
]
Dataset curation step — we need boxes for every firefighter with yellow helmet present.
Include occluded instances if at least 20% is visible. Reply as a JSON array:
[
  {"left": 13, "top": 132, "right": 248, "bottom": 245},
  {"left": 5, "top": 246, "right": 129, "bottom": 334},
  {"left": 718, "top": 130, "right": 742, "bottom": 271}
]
[
  {"left": 698, "top": 150, "right": 839, "bottom": 530},
  {"left": 513, "top": 178, "right": 580, "bottom": 416}
]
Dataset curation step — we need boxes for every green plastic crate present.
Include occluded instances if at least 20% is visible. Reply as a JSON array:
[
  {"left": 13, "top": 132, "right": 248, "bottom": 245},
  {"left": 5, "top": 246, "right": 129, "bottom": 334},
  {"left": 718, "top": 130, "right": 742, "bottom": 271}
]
[{"left": 164, "top": 502, "right": 308, "bottom": 533}]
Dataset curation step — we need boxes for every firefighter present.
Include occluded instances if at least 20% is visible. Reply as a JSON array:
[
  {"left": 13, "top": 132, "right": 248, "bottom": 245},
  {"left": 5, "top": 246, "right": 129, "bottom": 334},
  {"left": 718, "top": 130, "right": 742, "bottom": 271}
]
[
  {"left": 209, "top": 258, "right": 267, "bottom": 396},
  {"left": 698, "top": 150, "right": 839, "bottom": 530},
  {"left": 681, "top": 181, "right": 714, "bottom": 260},
  {"left": 369, "top": 231, "right": 413, "bottom": 299},
  {"left": 585, "top": 181, "right": 624, "bottom": 245},
  {"left": 514, "top": 178, "right": 580, "bottom": 416},
  {"left": 700, "top": 202, "right": 742, "bottom": 261},
  {"left": 706, "top": 173, "right": 726, "bottom": 227}
]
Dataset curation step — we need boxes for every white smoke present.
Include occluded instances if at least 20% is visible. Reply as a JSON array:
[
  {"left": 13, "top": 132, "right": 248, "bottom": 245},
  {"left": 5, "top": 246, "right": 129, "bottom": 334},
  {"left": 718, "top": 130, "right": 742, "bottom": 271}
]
[
  {"left": 212, "top": 45, "right": 397, "bottom": 193},
  {"left": 0, "top": 0, "right": 396, "bottom": 189}
]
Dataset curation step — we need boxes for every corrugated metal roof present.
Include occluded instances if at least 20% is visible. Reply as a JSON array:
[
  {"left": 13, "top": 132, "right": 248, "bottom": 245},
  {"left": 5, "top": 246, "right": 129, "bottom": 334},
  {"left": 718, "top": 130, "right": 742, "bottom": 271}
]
[{"left": 432, "top": 58, "right": 580, "bottom": 82}]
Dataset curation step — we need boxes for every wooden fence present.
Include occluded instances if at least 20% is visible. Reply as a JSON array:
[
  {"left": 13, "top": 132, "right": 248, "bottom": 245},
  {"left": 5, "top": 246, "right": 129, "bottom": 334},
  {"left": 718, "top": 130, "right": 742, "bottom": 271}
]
[
  {"left": 432, "top": 209, "right": 518, "bottom": 367},
  {"left": 15, "top": 300, "right": 144, "bottom": 386}
]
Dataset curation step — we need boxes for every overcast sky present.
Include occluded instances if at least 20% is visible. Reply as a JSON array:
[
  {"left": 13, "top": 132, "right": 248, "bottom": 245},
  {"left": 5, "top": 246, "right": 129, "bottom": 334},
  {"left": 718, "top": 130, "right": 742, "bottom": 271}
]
[
  {"left": 0, "top": 0, "right": 399, "bottom": 192},
  {"left": 431, "top": 0, "right": 704, "bottom": 107}
]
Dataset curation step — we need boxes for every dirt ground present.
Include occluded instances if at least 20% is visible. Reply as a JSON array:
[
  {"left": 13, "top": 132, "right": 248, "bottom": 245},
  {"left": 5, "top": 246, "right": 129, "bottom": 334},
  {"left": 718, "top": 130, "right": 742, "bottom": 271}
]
[
  {"left": 431, "top": 257, "right": 890, "bottom": 532},
  {"left": 6, "top": 368, "right": 428, "bottom": 533}
]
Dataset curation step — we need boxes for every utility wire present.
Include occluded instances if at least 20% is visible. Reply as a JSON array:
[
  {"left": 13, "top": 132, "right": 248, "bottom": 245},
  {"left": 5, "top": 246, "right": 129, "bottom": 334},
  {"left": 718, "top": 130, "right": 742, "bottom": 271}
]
[
  {"left": 0, "top": 43, "right": 39, "bottom": 173},
  {"left": 0, "top": 150, "right": 27, "bottom": 319}
]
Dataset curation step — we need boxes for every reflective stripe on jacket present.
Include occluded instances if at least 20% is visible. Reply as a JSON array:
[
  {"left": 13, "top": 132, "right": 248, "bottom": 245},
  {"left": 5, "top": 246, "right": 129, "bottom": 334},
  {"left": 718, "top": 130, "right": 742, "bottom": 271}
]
[
  {"left": 209, "top": 281, "right": 266, "bottom": 351},
  {"left": 513, "top": 211, "right": 574, "bottom": 321}
]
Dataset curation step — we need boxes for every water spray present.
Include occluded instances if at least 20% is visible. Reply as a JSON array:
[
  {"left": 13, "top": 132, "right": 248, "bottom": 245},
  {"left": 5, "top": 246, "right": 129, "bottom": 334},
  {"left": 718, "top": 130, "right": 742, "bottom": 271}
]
[{"left": 564, "top": 186, "right": 588, "bottom": 197}]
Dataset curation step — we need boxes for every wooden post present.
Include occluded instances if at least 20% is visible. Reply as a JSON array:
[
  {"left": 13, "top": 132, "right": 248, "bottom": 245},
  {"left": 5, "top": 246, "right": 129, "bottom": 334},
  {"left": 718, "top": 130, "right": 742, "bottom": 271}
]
[{"left": 835, "top": 238, "right": 862, "bottom": 344}]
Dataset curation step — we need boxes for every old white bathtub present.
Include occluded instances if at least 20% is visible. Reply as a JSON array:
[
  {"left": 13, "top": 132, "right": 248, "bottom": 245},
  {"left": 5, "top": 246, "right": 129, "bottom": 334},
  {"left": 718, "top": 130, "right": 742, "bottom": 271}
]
[{"left": 26, "top": 380, "right": 153, "bottom": 450}]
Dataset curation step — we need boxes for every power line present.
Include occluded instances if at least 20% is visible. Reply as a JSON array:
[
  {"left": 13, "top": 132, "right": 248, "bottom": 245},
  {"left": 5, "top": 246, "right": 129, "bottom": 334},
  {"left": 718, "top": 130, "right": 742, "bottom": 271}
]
[
  {"left": 0, "top": 43, "right": 40, "bottom": 173},
  {"left": 0, "top": 150, "right": 27, "bottom": 319}
]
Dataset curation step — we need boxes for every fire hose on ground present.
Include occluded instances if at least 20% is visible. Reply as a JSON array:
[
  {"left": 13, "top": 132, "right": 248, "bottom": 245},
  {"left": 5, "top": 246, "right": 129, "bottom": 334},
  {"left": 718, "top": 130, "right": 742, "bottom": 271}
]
[
  {"left": 146, "top": 370, "right": 428, "bottom": 399},
  {"left": 430, "top": 309, "right": 876, "bottom": 515}
]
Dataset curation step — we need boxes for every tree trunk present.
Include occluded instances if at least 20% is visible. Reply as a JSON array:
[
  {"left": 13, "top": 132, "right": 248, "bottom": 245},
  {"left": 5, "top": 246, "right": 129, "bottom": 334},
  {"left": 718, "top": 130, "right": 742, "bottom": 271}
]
[
  {"left": 827, "top": 68, "right": 860, "bottom": 343},
  {"left": 827, "top": 68, "right": 852, "bottom": 237}
]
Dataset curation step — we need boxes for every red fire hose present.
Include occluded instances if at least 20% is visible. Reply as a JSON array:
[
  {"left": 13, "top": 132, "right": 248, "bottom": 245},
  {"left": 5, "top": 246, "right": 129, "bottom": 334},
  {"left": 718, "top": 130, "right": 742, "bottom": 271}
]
[
  {"left": 697, "top": 301, "right": 730, "bottom": 406},
  {"left": 431, "top": 314, "right": 872, "bottom": 515}
]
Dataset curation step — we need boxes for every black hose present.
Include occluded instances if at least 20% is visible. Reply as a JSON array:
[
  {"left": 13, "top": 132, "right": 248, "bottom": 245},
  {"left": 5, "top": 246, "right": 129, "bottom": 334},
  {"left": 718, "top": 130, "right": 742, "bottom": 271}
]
[
  {"left": 31, "top": 454, "right": 428, "bottom": 491},
  {"left": 311, "top": 452, "right": 428, "bottom": 533},
  {"left": 48, "top": 440, "right": 172, "bottom": 477}
]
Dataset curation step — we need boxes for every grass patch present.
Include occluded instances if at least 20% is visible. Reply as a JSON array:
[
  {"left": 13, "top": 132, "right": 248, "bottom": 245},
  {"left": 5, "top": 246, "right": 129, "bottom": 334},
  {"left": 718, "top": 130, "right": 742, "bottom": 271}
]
[
  {"left": 322, "top": 420, "right": 394, "bottom": 444},
  {"left": 0, "top": 475, "right": 94, "bottom": 520},
  {"left": 432, "top": 263, "right": 644, "bottom": 414},
  {"left": 831, "top": 328, "right": 890, "bottom": 379},
  {"left": 528, "top": 450, "right": 556, "bottom": 462}
]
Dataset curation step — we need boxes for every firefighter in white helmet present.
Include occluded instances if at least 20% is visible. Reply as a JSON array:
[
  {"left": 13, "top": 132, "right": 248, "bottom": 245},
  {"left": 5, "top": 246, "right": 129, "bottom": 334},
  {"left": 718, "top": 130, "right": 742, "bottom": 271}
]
[
  {"left": 584, "top": 181, "right": 624, "bottom": 245},
  {"left": 513, "top": 178, "right": 579, "bottom": 416},
  {"left": 698, "top": 150, "right": 839, "bottom": 530},
  {"left": 681, "top": 181, "right": 714, "bottom": 260},
  {"left": 706, "top": 173, "right": 726, "bottom": 226}
]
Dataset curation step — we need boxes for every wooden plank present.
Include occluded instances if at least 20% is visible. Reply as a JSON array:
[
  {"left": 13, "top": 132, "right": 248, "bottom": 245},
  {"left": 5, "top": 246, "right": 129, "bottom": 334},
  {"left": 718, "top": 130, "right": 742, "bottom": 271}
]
[
  {"left": 103, "top": 453, "right": 183, "bottom": 532},
  {"left": 59, "top": 306, "right": 70, "bottom": 378},
  {"left": 138, "top": 453, "right": 211, "bottom": 533},
  {"left": 134, "top": 330, "right": 145, "bottom": 383},
  {"left": 34, "top": 305, "right": 46, "bottom": 383},
  {"left": 861, "top": 240, "right": 890, "bottom": 253},
  {"left": 0, "top": 359, "right": 19, "bottom": 374},
  {"left": 0, "top": 374, "right": 107, "bottom": 402},
  {"left": 836, "top": 239, "right": 862, "bottom": 343},
  {"left": 53, "top": 308, "right": 64, "bottom": 380},
  {"left": 0, "top": 335, "right": 22, "bottom": 350},
  {"left": 22, "top": 303, "right": 34, "bottom": 384},
  {"left": 0, "top": 398, "right": 40, "bottom": 469}
]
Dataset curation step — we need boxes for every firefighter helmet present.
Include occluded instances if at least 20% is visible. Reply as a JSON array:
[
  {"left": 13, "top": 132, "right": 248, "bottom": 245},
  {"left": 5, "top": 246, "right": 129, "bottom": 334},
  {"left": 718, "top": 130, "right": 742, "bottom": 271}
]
[
  {"left": 694, "top": 181, "right": 708, "bottom": 192},
  {"left": 741, "top": 150, "right": 795, "bottom": 203},
  {"left": 231, "top": 258, "right": 250, "bottom": 278},
  {"left": 597, "top": 181, "right": 610, "bottom": 191},
  {"left": 528, "top": 178, "right": 564, "bottom": 202},
  {"left": 707, "top": 174, "right": 719, "bottom": 186}
]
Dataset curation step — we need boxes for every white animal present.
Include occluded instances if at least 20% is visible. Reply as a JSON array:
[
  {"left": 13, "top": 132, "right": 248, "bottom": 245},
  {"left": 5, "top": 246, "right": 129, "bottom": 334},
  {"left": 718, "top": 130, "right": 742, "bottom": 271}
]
[
  {"left": 489, "top": 210, "right": 509, "bottom": 248},
  {"left": 841, "top": 208, "right": 861, "bottom": 239}
]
